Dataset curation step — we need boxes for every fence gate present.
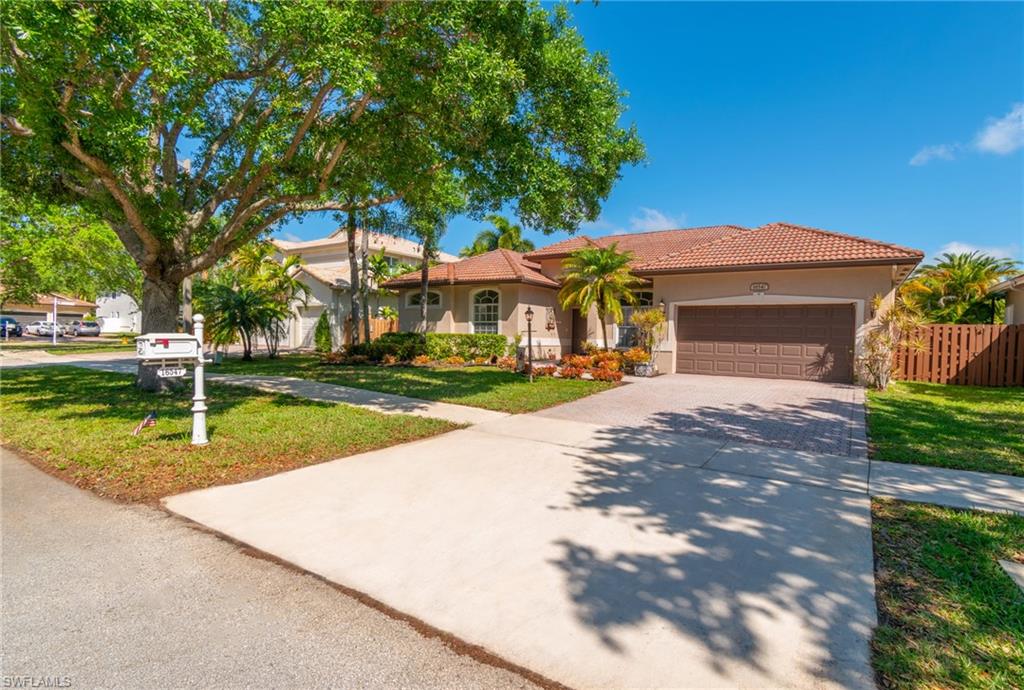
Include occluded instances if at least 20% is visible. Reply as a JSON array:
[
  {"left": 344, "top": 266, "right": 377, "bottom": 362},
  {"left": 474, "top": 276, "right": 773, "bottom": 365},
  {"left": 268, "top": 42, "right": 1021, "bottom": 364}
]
[
  {"left": 895, "top": 324, "right": 1024, "bottom": 387},
  {"left": 343, "top": 317, "right": 398, "bottom": 346}
]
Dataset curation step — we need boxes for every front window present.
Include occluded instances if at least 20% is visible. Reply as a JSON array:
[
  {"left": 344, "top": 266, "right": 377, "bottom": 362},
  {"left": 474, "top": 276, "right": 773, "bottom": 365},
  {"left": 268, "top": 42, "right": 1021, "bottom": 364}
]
[
  {"left": 617, "top": 291, "right": 654, "bottom": 348},
  {"left": 472, "top": 290, "right": 500, "bottom": 334},
  {"left": 408, "top": 291, "right": 441, "bottom": 307}
]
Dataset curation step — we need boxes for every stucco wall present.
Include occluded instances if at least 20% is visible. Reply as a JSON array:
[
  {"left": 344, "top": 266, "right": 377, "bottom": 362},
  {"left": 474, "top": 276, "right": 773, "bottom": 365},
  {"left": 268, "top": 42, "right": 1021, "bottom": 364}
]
[
  {"left": 648, "top": 265, "right": 899, "bottom": 375},
  {"left": 1005, "top": 289, "right": 1023, "bottom": 325}
]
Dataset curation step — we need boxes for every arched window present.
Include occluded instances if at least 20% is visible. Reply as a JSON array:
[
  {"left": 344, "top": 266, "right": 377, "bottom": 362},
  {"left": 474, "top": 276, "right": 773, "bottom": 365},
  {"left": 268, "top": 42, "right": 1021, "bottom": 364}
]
[
  {"left": 472, "top": 290, "right": 500, "bottom": 334},
  {"left": 407, "top": 291, "right": 441, "bottom": 307}
]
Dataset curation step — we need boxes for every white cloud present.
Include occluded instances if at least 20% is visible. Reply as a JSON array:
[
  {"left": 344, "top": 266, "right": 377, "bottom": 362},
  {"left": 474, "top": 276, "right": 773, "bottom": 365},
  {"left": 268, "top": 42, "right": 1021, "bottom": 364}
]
[
  {"left": 909, "top": 144, "right": 957, "bottom": 166},
  {"left": 628, "top": 207, "right": 687, "bottom": 233},
  {"left": 933, "top": 241, "right": 1020, "bottom": 261},
  {"left": 974, "top": 102, "right": 1024, "bottom": 155},
  {"left": 278, "top": 231, "right": 303, "bottom": 242},
  {"left": 910, "top": 103, "right": 1024, "bottom": 166}
]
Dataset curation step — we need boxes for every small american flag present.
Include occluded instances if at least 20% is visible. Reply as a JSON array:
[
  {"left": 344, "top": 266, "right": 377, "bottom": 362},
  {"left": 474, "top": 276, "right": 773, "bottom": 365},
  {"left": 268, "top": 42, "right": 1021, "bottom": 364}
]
[{"left": 132, "top": 410, "right": 157, "bottom": 436}]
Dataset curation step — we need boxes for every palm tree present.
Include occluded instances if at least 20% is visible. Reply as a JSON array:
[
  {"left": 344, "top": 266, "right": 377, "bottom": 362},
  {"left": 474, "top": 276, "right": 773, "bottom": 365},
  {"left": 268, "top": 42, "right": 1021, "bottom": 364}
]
[
  {"left": 367, "top": 249, "right": 413, "bottom": 315},
  {"left": 459, "top": 214, "right": 535, "bottom": 256},
  {"left": 558, "top": 243, "right": 645, "bottom": 350},
  {"left": 902, "top": 251, "right": 1019, "bottom": 323}
]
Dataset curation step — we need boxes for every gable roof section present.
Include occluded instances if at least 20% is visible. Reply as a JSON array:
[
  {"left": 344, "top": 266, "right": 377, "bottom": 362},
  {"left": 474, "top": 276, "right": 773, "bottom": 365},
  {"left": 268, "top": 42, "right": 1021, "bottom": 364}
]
[
  {"left": 272, "top": 230, "right": 459, "bottom": 263},
  {"left": 988, "top": 273, "right": 1024, "bottom": 295},
  {"left": 297, "top": 264, "right": 352, "bottom": 288},
  {"left": 382, "top": 248, "right": 559, "bottom": 289},
  {"left": 525, "top": 225, "right": 747, "bottom": 264},
  {"left": 634, "top": 222, "right": 924, "bottom": 274}
]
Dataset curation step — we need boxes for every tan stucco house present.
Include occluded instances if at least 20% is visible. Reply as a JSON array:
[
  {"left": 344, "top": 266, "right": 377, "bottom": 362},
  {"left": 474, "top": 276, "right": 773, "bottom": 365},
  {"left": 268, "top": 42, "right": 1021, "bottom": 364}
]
[
  {"left": 988, "top": 274, "right": 1024, "bottom": 325},
  {"left": 271, "top": 229, "right": 458, "bottom": 348},
  {"left": 383, "top": 222, "right": 924, "bottom": 383}
]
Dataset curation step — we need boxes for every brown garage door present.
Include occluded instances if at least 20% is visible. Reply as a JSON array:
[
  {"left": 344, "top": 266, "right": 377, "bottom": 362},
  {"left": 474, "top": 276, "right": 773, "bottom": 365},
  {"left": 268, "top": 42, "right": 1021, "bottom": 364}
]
[{"left": 676, "top": 304, "right": 855, "bottom": 383}]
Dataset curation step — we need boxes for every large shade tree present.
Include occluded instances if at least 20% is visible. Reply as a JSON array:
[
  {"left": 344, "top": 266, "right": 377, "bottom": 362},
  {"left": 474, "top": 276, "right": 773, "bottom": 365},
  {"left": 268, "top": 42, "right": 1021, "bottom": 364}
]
[{"left": 1, "top": 0, "right": 644, "bottom": 385}]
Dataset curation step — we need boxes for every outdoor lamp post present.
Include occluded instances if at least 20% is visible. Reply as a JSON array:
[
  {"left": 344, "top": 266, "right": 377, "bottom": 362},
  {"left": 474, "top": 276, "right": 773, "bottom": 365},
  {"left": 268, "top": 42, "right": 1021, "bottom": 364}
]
[{"left": 525, "top": 306, "right": 534, "bottom": 382}]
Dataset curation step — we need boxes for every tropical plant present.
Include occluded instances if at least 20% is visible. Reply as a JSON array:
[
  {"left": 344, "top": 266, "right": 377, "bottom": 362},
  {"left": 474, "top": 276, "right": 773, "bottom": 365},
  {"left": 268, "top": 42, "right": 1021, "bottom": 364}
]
[
  {"left": 227, "top": 241, "right": 308, "bottom": 357},
  {"left": 901, "top": 251, "right": 1019, "bottom": 324},
  {"left": 857, "top": 295, "right": 927, "bottom": 390},
  {"left": 2, "top": 1, "right": 644, "bottom": 388},
  {"left": 194, "top": 268, "right": 289, "bottom": 361},
  {"left": 314, "top": 311, "right": 333, "bottom": 354},
  {"left": 367, "top": 249, "right": 412, "bottom": 314},
  {"left": 378, "top": 305, "right": 399, "bottom": 321},
  {"left": 558, "top": 243, "right": 645, "bottom": 350},
  {"left": 630, "top": 308, "right": 667, "bottom": 362},
  {"left": 459, "top": 215, "right": 536, "bottom": 257}
]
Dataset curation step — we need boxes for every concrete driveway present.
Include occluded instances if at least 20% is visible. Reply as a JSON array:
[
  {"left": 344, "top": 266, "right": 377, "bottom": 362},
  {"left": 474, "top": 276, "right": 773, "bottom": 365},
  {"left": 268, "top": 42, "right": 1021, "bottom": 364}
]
[
  {"left": 540, "top": 374, "right": 868, "bottom": 457},
  {"left": 165, "top": 380, "right": 878, "bottom": 690}
]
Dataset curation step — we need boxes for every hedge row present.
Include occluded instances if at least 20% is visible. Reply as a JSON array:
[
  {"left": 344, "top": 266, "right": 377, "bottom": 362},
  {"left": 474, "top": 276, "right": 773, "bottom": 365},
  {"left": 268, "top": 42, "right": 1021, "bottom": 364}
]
[{"left": 346, "top": 332, "right": 510, "bottom": 363}]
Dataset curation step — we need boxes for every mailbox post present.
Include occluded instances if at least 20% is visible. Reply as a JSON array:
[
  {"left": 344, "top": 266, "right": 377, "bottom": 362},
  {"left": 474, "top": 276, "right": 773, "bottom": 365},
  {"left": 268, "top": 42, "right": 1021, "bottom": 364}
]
[
  {"left": 135, "top": 314, "right": 210, "bottom": 446},
  {"left": 190, "top": 314, "right": 209, "bottom": 446}
]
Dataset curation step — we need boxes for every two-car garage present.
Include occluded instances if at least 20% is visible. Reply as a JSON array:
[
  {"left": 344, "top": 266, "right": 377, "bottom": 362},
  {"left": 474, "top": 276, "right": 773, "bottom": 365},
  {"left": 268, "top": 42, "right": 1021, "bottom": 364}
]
[{"left": 675, "top": 304, "right": 856, "bottom": 383}]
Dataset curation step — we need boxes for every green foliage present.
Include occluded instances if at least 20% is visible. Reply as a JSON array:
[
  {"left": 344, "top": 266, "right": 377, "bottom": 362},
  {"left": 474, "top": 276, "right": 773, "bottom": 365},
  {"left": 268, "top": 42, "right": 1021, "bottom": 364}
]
[
  {"left": 195, "top": 240, "right": 308, "bottom": 359},
  {"left": 313, "top": 311, "right": 332, "bottom": 354},
  {"left": 558, "top": 243, "right": 645, "bottom": 349},
  {"left": 459, "top": 214, "right": 535, "bottom": 257},
  {"left": 347, "top": 332, "right": 426, "bottom": 362},
  {"left": 630, "top": 307, "right": 666, "bottom": 355},
  {"left": 377, "top": 305, "right": 398, "bottom": 320},
  {"left": 901, "top": 251, "right": 1020, "bottom": 324},
  {"left": 425, "top": 333, "right": 508, "bottom": 361},
  {"left": 0, "top": 190, "right": 142, "bottom": 305},
  {"left": 2, "top": 0, "right": 644, "bottom": 330}
]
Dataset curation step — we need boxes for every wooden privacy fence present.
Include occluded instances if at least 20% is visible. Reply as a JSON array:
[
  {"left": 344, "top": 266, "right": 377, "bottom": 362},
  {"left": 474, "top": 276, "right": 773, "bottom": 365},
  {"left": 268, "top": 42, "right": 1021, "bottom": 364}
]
[
  {"left": 343, "top": 317, "right": 397, "bottom": 345},
  {"left": 894, "top": 324, "right": 1024, "bottom": 387}
]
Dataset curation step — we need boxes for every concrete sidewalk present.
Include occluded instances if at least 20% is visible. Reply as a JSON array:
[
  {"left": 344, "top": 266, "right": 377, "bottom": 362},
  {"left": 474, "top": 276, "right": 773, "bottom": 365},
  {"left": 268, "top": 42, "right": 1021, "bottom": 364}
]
[{"left": 869, "top": 460, "right": 1024, "bottom": 515}]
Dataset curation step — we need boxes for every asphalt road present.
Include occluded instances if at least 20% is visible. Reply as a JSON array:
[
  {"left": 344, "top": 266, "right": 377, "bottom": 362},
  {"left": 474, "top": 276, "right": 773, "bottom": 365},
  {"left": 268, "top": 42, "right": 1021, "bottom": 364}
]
[{"left": 1, "top": 450, "right": 535, "bottom": 689}]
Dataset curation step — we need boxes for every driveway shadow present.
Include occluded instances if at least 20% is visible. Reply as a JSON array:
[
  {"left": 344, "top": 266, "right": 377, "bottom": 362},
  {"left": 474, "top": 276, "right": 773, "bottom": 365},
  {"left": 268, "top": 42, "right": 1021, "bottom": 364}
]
[{"left": 548, "top": 421, "right": 877, "bottom": 689}]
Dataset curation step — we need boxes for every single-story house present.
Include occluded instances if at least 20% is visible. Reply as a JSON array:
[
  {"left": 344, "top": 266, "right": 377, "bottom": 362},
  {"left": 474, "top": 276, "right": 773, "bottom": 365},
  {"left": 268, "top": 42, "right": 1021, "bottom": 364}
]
[
  {"left": 272, "top": 229, "right": 458, "bottom": 348},
  {"left": 988, "top": 273, "right": 1024, "bottom": 325},
  {"left": 1, "top": 292, "right": 96, "bottom": 324},
  {"left": 383, "top": 222, "right": 925, "bottom": 383}
]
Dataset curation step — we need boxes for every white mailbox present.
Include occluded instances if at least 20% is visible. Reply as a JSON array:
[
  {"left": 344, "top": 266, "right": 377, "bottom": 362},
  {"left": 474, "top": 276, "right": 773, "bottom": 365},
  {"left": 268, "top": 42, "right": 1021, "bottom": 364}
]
[{"left": 135, "top": 332, "right": 201, "bottom": 364}]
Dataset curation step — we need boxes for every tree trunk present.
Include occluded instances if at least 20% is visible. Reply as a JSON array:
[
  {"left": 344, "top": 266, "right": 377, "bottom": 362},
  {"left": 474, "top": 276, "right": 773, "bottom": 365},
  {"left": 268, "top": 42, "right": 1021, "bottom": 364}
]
[
  {"left": 137, "top": 275, "right": 183, "bottom": 392},
  {"left": 346, "top": 208, "right": 360, "bottom": 345},
  {"left": 419, "top": 244, "right": 430, "bottom": 332},
  {"left": 360, "top": 228, "right": 371, "bottom": 343},
  {"left": 598, "top": 308, "right": 609, "bottom": 351}
]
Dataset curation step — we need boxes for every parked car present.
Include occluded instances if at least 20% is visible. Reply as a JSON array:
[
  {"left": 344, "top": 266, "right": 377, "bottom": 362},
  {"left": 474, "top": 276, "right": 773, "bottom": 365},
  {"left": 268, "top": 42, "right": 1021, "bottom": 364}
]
[
  {"left": 0, "top": 317, "right": 22, "bottom": 337},
  {"left": 26, "top": 321, "right": 65, "bottom": 337},
  {"left": 66, "top": 320, "right": 101, "bottom": 336}
]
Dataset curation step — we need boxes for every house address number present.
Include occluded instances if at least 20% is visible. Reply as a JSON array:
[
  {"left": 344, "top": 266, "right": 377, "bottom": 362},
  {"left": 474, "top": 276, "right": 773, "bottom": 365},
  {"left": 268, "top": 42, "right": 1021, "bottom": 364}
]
[{"left": 750, "top": 282, "right": 770, "bottom": 292}]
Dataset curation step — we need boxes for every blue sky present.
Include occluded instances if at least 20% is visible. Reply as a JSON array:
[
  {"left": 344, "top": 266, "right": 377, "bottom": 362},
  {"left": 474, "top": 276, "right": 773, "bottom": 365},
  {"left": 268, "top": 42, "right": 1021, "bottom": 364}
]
[{"left": 276, "top": 1, "right": 1024, "bottom": 262}]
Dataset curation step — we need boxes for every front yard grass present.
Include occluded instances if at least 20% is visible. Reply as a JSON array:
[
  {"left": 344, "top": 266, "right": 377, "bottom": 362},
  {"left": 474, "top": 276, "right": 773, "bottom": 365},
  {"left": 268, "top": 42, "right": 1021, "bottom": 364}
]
[
  {"left": 1, "top": 340, "right": 135, "bottom": 355},
  {"left": 0, "top": 366, "right": 456, "bottom": 502},
  {"left": 214, "top": 354, "right": 616, "bottom": 413},
  {"left": 872, "top": 498, "right": 1024, "bottom": 689},
  {"left": 866, "top": 381, "right": 1023, "bottom": 477}
]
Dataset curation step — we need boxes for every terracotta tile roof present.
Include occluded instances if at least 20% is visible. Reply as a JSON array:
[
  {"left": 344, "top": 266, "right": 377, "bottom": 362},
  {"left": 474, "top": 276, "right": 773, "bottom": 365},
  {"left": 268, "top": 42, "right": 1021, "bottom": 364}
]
[
  {"left": 525, "top": 225, "right": 747, "bottom": 264},
  {"left": 382, "top": 248, "right": 560, "bottom": 289},
  {"left": 634, "top": 222, "right": 924, "bottom": 273}
]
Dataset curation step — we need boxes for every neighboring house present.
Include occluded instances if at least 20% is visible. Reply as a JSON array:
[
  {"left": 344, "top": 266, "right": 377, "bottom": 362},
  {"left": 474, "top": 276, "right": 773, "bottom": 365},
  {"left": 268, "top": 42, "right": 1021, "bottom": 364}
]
[
  {"left": 96, "top": 292, "right": 141, "bottom": 333},
  {"left": 383, "top": 222, "right": 925, "bottom": 383},
  {"left": 271, "top": 229, "right": 458, "bottom": 349},
  {"left": 988, "top": 274, "right": 1024, "bottom": 325},
  {"left": 1, "top": 292, "right": 95, "bottom": 324}
]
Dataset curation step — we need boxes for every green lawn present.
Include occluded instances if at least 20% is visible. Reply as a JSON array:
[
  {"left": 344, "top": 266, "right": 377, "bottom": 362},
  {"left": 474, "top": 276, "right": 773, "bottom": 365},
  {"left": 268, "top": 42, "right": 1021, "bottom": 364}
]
[
  {"left": 872, "top": 498, "right": 1024, "bottom": 689},
  {"left": 214, "top": 354, "right": 616, "bottom": 413},
  {"left": 866, "top": 382, "right": 1024, "bottom": 477},
  {"left": 0, "top": 366, "right": 455, "bottom": 502}
]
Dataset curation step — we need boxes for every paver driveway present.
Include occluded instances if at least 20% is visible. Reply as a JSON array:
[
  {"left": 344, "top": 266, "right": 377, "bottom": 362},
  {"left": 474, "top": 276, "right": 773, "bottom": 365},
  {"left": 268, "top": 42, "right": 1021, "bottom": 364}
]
[{"left": 539, "top": 373, "right": 868, "bottom": 457}]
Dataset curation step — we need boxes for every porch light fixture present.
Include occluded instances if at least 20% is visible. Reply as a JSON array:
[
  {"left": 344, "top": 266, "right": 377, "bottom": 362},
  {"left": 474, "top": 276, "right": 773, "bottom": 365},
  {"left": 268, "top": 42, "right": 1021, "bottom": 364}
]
[{"left": 658, "top": 298, "right": 665, "bottom": 312}]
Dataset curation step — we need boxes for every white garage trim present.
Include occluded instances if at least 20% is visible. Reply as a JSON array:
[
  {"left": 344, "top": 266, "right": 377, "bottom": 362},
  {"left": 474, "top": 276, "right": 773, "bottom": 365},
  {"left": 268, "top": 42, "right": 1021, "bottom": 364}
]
[{"left": 658, "top": 294, "right": 866, "bottom": 375}]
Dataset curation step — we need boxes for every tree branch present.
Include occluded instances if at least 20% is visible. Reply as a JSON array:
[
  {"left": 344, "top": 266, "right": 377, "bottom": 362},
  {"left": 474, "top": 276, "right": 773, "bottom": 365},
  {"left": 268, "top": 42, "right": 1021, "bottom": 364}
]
[{"left": 0, "top": 114, "right": 33, "bottom": 137}]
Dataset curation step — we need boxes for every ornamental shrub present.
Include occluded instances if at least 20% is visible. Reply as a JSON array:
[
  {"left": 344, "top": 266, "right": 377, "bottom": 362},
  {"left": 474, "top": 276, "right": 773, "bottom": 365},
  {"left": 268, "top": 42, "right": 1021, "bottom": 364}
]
[
  {"left": 560, "top": 354, "right": 592, "bottom": 369},
  {"left": 444, "top": 355, "right": 466, "bottom": 366},
  {"left": 559, "top": 366, "right": 585, "bottom": 379},
  {"left": 424, "top": 333, "right": 508, "bottom": 360},
  {"left": 589, "top": 367, "right": 623, "bottom": 382},
  {"left": 375, "top": 332, "right": 427, "bottom": 361},
  {"left": 314, "top": 311, "right": 332, "bottom": 353}
]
